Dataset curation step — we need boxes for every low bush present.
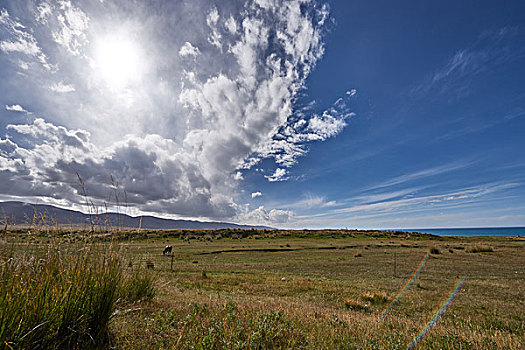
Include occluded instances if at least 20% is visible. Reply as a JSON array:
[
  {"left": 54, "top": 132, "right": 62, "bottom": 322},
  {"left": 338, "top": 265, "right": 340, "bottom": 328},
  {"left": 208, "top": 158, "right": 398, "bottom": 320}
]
[{"left": 430, "top": 247, "right": 441, "bottom": 254}]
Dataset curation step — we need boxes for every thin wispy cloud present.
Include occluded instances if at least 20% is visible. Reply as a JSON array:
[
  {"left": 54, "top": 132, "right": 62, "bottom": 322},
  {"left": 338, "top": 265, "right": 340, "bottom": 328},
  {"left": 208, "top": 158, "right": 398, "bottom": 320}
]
[
  {"left": 303, "top": 182, "right": 520, "bottom": 220},
  {"left": 368, "top": 161, "right": 475, "bottom": 191},
  {"left": 284, "top": 195, "right": 339, "bottom": 210},
  {"left": 411, "top": 27, "right": 525, "bottom": 101},
  {"left": 352, "top": 187, "right": 423, "bottom": 204}
]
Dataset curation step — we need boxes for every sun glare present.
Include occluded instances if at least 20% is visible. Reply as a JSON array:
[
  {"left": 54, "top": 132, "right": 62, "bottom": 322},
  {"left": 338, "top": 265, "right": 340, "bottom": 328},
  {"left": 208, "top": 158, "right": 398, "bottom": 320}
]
[{"left": 94, "top": 35, "right": 142, "bottom": 89}]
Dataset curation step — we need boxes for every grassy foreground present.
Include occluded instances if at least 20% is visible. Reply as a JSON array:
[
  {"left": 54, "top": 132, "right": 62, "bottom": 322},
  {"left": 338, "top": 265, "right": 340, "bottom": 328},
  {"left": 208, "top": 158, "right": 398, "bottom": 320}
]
[{"left": 1, "top": 229, "right": 524, "bottom": 349}]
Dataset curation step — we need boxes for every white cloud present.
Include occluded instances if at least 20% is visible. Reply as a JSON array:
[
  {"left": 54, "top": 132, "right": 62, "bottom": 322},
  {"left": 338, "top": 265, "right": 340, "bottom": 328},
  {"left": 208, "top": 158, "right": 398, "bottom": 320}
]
[
  {"left": 52, "top": 0, "right": 89, "bottom": 56},
  {"left": 411, "top": 28, "right": 525, "bottom": 100},
  {"left": 353, "top": 187, "right": 423, "bottom": 204},
  {"left": 369, "top": 161, "right": 474, "bottom": 190},
  {"left": 206, "top": 7, "right": 219, "bottom": 27},
  {"left": 5, "top": 104, "right": 28, "bottom": 113},
  {"left": 307, "top": 111, "right": 348, "bottom": 140},
  {"left": 0, "top": 1, "right": 352, "bottom": 223},
  {"left": 206, "top": 7, "right": 222, "bottom": 49},
  {"left": 282, "top": 195, "right": 339, "bottom": 210},
  {"left": 265, "top": 168, "right": 288, "bottom": 182},
  {"left": 224, "top": 16, "right": 237, "bottom": 35},
  {"left": 0, "top": 9, "right": 52, "bottom": 70},
  {"left": 251, "top": 191, "right": 262, "bottom": 199},
  {"left": 239, "top": 205, "right": 293, "bottom": 225},
  {"left": 179, "top": 42, "right": 200, "bottom": 58},
  {"left": 18, "top": 60, "right": 29, "bottom": 70},
  {"left": 303, "top": 182, "right": 520, "bottom": 221},
  {"left": 1, "top": 118, "right": 236, "bottom": 218},
  {"left": 35, "top": 2, "right": 52, "bottom": 24},
  {"left": 255, "top": 94, "right": 355, "bottom": 169},
  {"left": 48, "top": 81, "right": 76, "bottom": 93}
]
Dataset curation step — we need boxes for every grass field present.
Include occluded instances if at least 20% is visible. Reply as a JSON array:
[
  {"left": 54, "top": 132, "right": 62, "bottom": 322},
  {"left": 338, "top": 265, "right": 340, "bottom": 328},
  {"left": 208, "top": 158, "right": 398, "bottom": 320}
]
[{"left": 1, "top": 229, "right": 524, "bottom": 349}]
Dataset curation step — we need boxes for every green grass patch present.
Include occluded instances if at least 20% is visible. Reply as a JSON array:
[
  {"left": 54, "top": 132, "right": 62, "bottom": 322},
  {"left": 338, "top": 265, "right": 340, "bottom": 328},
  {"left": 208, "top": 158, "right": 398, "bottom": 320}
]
[{"left": 0, "top": 244, "right": 155, "bottom": 349}]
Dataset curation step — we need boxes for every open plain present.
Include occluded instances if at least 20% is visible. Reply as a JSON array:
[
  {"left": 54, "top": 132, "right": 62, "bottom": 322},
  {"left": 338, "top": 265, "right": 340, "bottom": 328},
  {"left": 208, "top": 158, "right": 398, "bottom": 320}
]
[{"left": 2, "top": 229, "right": 523, "bottom": 349}]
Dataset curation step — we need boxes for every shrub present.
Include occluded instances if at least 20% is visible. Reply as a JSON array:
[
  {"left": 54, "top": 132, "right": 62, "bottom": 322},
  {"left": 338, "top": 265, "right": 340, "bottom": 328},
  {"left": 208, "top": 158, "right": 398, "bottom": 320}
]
[{"left": 430, "top": 247, "right": 441, "bottom": 254}]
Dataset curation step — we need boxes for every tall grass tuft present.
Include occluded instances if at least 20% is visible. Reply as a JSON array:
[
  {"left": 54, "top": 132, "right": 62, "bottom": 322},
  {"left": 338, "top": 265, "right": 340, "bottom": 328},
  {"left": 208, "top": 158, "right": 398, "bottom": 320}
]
[
  {"left": 468, "top": 245, "right": 494, "bottom": 253},
  {"left": 120, "top": 268, "right": 156, "bottom": 302},
  {"left": 0, "top": 243, "right": 153, "bottom": 349},
  {"left": 360, "top": 291, "right": 389, "bottom": 304}
]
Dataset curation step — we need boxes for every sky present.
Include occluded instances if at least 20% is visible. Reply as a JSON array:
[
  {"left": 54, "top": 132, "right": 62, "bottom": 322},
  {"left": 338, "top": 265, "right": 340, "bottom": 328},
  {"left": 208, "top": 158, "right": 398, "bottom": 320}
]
[{"left": 0, "top": 0, "right": 524, "bottom": 229}]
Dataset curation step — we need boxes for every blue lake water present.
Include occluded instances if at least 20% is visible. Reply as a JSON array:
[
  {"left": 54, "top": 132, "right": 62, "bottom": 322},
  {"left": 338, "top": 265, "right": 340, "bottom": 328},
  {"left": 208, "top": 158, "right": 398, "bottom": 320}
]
[{"left": 401, "top": 227, "right": 525, "bottom": 237}]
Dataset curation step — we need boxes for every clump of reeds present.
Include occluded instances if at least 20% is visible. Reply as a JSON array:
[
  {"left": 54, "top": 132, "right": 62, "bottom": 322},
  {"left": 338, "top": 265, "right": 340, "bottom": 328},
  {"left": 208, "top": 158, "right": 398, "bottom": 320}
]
[
  {"left": 468, "top": 245, "right": 494, "bottom": 253},
  {"left": 343, "top": 298, "right": 368, "bottom": 311},
  {"left": 121, "top": 267, "right": 156, "bottom": 302},
  {"left": 360, "top": 291, "right": 389, "bottom": 304},
  {"left": 0, "top": 243, "right": 155, "bottom": 349}
]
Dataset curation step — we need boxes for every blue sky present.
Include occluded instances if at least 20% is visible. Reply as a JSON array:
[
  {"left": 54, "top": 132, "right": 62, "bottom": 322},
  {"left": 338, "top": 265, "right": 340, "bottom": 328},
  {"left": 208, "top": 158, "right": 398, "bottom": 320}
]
[{"left": 1, "top": 0, "right": 524, "bottom": 228}]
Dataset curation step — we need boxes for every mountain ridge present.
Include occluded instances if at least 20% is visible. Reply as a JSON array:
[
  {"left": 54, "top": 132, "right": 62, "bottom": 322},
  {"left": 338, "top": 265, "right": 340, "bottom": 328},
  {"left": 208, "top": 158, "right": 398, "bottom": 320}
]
[{"left": 0, "top": 201, "right": 273, "bottom": 230}]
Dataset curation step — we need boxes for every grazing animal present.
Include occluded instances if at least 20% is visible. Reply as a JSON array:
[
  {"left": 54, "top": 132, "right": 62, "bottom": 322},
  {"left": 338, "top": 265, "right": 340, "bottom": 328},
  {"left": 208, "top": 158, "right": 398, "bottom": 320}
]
[{"left": 163, "top": 245, "right": 173, "bottom": 255}]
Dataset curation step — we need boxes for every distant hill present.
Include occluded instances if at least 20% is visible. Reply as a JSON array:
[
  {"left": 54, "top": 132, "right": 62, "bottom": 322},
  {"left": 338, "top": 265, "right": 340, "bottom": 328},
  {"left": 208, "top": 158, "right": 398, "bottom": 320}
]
[{"left": 0, "top": 201, "right": 272, "bottom": 230}]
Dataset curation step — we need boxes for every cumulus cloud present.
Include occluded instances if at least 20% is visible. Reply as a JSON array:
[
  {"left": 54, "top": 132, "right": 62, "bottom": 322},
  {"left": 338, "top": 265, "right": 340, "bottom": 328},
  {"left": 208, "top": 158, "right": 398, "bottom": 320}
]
[
  {"left": 5, "top": 104, "right": 28, "bottom": 113},
  {"left": 179, "top": 42, "right": 200, "bottom": 58},
  {"left": 251, "top": 191, "right": 262, "bottom": 199},
  {"left": 239, "top": 206, "right": 293, "bottom": 225},
  {"left": 265, "top": 168, "right": 288, "bottom": 182},
  {"left": 255, "top": 93, "right": 355, "bottom": 168},
  {"left": 0, "top": 118, "right": 236, "bottom": 218},
  {"left": 0, "top": 0, "right": 353, "bottom": 224}
]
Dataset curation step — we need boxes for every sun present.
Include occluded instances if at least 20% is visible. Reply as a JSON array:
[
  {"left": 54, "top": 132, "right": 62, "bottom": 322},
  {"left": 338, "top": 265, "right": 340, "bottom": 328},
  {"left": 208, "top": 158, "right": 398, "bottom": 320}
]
[{"left": 93, "top": 34, "right": 142, "bottom": 89}]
